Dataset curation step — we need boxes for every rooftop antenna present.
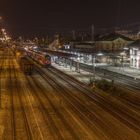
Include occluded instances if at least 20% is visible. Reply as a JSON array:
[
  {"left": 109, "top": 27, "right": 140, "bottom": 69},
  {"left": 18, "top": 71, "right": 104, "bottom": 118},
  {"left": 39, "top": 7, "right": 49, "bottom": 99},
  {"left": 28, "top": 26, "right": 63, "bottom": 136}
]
[
  {"left": 91, "top": 24, "right": 94, "bottom": 42},
  {"left": 72, "top": 30, "right": 76, "bottom": 40}
]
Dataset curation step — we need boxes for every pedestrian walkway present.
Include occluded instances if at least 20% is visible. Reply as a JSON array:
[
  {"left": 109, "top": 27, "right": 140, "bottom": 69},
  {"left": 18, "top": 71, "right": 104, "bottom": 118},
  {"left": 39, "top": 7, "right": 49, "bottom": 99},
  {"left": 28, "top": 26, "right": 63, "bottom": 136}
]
[
  {"left": 73, "top": 59, "right": 140, "bottom": 80},
  {"left": 52, "top": 62, "right": 92, "bottom": 84},
  {"left": 102, "top": 66, "right": 140, "bottom": 80},
  {"left": 77, "top": 59, "right": 140, "bottom": 79},
  {"left": 52, "top": 62, "right": 104, "bottom": 85},
  {"left": 52, "top": 60, "right": 140, "bottom": 85}
]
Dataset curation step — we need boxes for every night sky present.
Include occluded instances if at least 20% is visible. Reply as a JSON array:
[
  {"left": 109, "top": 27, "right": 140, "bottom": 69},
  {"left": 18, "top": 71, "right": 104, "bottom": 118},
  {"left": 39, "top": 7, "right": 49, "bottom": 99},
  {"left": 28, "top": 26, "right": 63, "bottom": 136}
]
[{"left": 1, "top": 0, "right": 140, "bottom": 37}]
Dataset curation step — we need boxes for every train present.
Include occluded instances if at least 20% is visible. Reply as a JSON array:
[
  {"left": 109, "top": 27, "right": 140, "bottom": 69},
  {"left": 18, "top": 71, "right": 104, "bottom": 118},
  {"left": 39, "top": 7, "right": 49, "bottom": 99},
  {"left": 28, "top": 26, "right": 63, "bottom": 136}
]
[
  {"left": 26, "top": 50, "right": 51, "bottom": 67},
  {"left": 20, "top": 57, "right": 33, "bottom": 75}
]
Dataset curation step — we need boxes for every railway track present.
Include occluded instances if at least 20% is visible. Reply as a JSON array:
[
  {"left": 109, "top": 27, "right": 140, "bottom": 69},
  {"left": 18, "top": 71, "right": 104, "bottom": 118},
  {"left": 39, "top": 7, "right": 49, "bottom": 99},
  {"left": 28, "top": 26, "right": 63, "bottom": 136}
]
[
  {"left": 26, "top": 76, "right": 66, "bottom": 140},
  {"left": 33, "top": 65, "right": 140, "bottom": 140},
  {"left": 53, "top": 66, "right": 140, "bottom": 110},
  {"left": 7, "top": 52, "right": 33, "bottom": 140},
  {"left": 1, "top": 48, "right": 138, "bottom": 139},
  {"left": 18, "top": 62, "right": 99, "bottom": 139},
  {"left": 93, "top": 69, "right": 140, "bottom": 109},
  {"left": 47, "top": 67, "right": 140, "bottom": 131},
  {"left": 30, "top": 70, "right": 107, "bottom": 139},
  {"left": 76, "top": 62, "right": 140, "bottom": 90},
  {"left": 51, "top": 63, "right": 140, "bottom": 109},
  {"left": 94, "top": 67, "right": 140, "bottom": 90}
]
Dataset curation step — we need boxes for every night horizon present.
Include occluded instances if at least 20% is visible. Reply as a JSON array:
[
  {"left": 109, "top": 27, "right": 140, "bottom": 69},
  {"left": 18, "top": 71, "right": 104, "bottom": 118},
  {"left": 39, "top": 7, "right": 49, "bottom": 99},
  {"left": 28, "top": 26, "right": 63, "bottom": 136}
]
[{"left": 1, "top": 0, "right": 140, "bottom": 37}]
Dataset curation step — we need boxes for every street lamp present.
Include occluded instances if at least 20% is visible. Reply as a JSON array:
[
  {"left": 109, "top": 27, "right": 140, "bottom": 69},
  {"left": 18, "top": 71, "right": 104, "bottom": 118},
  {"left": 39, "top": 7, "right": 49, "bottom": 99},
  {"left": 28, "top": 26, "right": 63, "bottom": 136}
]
[
  {"left": 90, "top": 52, "right": 103, "bottom": 84},
  {"left": 1, "top": 28, "right": 11, "bottom": 42},
  {"left": 0, "top": 17, "right": 2, "bottom": 108},
  {"left": 92, "top": 54, "right": 96, "bottom": 82},
  {"left": 120, "top": 51, "right": 126, "bottom": 71}
]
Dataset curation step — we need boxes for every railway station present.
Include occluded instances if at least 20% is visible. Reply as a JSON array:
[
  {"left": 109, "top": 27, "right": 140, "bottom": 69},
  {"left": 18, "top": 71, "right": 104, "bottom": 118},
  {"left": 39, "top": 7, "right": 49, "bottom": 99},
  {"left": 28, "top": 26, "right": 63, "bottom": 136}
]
[
  {"left": 0, "top": 0, "right": 140, "bottom": 139},
  {"left": 0, "top": 46, "right": 139, "bottom": 140}
]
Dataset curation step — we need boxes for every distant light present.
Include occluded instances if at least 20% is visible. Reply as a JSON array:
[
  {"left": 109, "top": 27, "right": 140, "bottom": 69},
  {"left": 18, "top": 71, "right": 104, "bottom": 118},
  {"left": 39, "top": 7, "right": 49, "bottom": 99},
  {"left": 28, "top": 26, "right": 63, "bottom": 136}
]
[
  {"left": 1, "top": 28, "right": 6, "bottom": 32},
  {"left": 120, "top": 51, "right": 126, "bottom": 56},
  {"left": 124, "top": 47, "right": 129, "bottom": 50},
  {"left": 33, "top": 46, "right": 38, "bottom": 49},
  {"left": 64, "top": 45, "right": 70, "bottom": 49},
  {"left": 133, "top": 48, "right": 138, "bottom": 50},
  {"left": 24, "top": 47, "right": 28, "bottom": 51},
  {"left": 97, "top": 52, "right": 103, "bottom": 56},
  {"left": 77, "top": 57, "right": 80, "bottom": 61}
]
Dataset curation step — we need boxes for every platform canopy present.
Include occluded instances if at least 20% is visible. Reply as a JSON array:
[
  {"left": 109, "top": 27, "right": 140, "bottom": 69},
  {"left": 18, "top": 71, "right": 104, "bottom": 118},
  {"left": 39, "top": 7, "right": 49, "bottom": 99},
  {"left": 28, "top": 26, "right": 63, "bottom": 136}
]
[{"left": 42, "top": 48, "right": 77, "bottom": 58}]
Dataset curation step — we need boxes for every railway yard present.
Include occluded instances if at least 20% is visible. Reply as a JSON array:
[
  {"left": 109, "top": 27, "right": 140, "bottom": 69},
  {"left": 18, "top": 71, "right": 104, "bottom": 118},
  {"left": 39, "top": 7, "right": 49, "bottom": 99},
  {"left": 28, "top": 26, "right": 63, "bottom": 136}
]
[{"left": 0, "top": 47, "right": 140, "bottom": 140}]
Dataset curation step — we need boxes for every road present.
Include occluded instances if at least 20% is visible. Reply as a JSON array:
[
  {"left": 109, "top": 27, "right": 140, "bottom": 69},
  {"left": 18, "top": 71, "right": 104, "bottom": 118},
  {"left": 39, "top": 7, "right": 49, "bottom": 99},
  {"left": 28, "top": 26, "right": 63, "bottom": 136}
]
[{"left": 0, "top": 47, "right": 139, "bottom": 140}]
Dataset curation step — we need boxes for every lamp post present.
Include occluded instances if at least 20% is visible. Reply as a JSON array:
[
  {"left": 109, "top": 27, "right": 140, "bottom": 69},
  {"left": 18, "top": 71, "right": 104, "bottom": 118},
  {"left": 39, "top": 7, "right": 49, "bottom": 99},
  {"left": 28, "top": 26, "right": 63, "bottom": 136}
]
[
  {"left": 90, "top": 24, "right": 96, "bottom": 84},
  {"left": 0, "top": 16, "right": 2, "bottom": 109},
  {"left": 0, "top": 69, "right": 2, "bottom": 109},
  {"left": 92, "top": 54, "right": 96, "bottom": 82},
  {"left": 90, "top": 52, "right": 104, "bottom": 83},
  {"left": 120, "top": 51, "right": 126, "bottom": 72}
]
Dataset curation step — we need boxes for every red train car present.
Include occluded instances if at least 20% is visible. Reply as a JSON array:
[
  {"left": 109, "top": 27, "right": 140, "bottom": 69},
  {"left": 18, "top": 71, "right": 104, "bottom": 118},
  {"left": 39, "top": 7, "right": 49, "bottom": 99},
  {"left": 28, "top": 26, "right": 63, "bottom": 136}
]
[{"left": 26, "top": 50, "right": 51, "bottom": 67}]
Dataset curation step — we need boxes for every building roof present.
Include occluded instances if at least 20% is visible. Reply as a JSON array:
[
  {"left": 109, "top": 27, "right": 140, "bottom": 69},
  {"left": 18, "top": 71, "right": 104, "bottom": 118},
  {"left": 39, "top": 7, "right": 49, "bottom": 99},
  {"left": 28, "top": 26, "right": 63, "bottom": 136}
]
[
  {"left": 75, "top": 42, "right": 95, "bottom": 46},
  {"left": 127, "top": 40, "right": 140, "bottom": 48},
  {"left": 96, "top": 32, "right": 133, "bottom": 41},
  {"left": 42, "top": 48, "right": 77, "bottom": 58}
]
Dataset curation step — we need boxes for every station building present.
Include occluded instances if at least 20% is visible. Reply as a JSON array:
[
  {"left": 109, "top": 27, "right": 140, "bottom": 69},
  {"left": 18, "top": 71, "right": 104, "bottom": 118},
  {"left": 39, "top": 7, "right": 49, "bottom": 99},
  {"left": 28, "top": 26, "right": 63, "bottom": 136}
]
[
  {"left": 95, "top": 32, "right": 133, "bottom": 51},
  {"left": 61, "top": 33, "right": 134, "bottom": 65},
  {"left": 128, "top": 40, "right": 140, "bottom": 69}
]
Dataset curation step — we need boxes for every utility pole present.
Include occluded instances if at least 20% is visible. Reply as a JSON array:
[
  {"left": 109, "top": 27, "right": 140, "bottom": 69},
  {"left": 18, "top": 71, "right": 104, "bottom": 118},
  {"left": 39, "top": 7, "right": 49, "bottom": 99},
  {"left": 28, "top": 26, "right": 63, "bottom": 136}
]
[
  {"left": 0, "top": 68, "right": 2, "bottom": 109},
  {"left": 0, "top": 16, "right": 2, "bottom": 109},
  {"left": 72, "top": 30, "right": 76, "bottom": 40},
  {"left": 91, "top": 24, "right": 94, "bottom": 42},
  {"left": 91, "top": 24, "right": 96, "bottom": 83}
]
